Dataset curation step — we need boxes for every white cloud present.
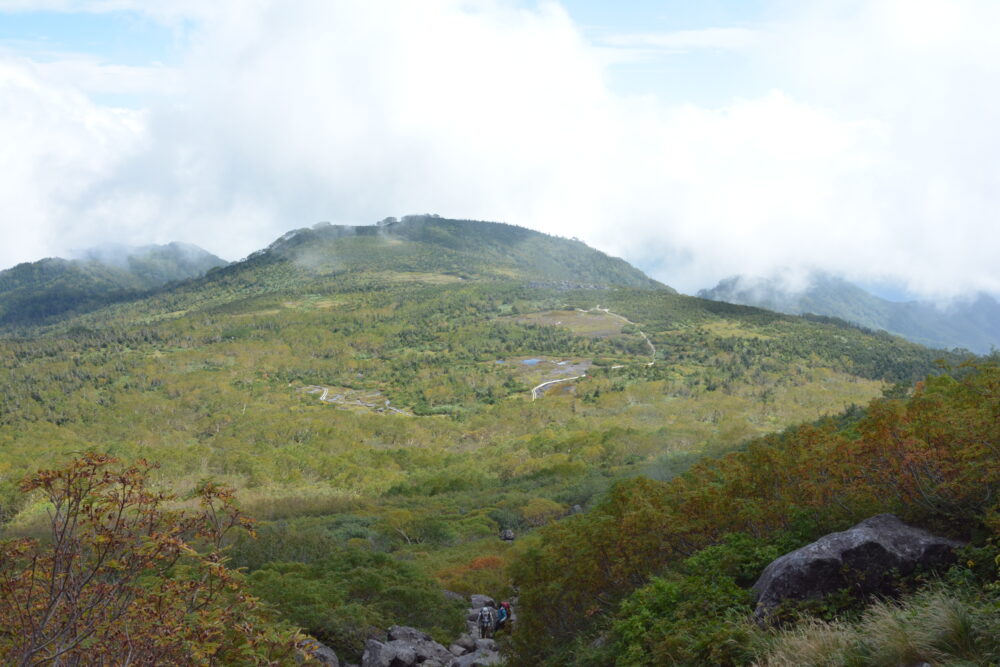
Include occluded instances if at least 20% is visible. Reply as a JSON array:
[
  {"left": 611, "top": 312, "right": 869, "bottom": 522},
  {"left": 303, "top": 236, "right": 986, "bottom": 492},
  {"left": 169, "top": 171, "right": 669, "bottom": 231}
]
[
  {"left": 1, "top": 0, "right": 999, "bottom": 300},
  {"left": 0, "top": 58, "right": 143, "bottom": 267},
  {"left": 601, "top": 27, "right": 760, "bottom": 52}
]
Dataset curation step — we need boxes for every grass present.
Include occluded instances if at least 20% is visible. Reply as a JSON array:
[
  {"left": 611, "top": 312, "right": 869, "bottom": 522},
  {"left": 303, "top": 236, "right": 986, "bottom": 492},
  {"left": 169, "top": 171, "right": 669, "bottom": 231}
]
[
  {"left": 757, "top": 587, "right": 1000, "bottom": 666},
  {"left": 506, "top": 309, "right": 627, "bottom": 337}
]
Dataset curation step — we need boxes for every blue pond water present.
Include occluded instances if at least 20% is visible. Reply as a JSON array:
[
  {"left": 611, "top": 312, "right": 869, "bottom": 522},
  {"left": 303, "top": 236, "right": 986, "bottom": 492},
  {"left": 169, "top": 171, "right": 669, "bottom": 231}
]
[{"left": 522, "top": 358, "right": 542, "bottom": 366}]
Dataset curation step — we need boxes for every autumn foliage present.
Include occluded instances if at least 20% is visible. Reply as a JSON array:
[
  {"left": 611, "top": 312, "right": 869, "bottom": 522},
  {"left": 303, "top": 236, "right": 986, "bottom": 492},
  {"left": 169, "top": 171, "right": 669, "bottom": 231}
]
[
  {"left": 509, "top": 361, "right": 1000, "bottom": 664},
  {"left": 0, "top": 453, "right": 301, "bottom": 666}
]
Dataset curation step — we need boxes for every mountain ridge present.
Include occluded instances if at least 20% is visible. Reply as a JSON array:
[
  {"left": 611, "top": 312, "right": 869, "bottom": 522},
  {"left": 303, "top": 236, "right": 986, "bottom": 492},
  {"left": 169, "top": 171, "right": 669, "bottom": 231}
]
[
  {"left": 227, "top": 214, "right": 671, "bottom": 291},
  {"left": 0, "top": 242, "right": 226, "bottom": 326},
  {"left": 699, "top": 272, "right": 1000, "bottom": 354}
]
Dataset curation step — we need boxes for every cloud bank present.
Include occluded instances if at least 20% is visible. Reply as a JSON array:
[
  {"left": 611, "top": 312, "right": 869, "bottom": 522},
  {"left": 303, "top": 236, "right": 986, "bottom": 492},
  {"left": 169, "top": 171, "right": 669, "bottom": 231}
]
[{"left": 1, "top": 0, "right": 998, "bottom": 298}]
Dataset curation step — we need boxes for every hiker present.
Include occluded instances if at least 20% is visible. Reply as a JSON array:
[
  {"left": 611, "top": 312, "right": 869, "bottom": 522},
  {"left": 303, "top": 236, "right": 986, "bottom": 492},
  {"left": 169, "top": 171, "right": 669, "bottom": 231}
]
[
  {"left": 477, "top": 604, "right": 496, "bottom": 639},
  {"left": 494, "top": 601, "right": 511, "bottom": 633}
]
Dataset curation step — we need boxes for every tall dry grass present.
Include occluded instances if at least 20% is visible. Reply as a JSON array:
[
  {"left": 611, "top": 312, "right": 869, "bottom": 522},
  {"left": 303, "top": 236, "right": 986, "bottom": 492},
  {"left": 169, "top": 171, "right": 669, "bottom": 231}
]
[{"left": 757, "top": 587, "right": 1000, "bottom": 667}]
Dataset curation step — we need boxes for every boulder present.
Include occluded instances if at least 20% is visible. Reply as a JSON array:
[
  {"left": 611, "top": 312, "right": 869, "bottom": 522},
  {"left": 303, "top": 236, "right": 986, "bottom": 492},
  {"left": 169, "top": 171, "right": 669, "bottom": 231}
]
[
  {"left": 473, "top": 638, "right": 496, "bottom": 652},
  {"left": 386, "top": 626, "right": 431, "bottom": 643},
  {"left": 752, "top": 514, "right": 962, "bottom": 619},
  {"left": 298, "top": 638, "right": 339, "bottom": 666},
  {"left": 454, "top": 634, "right": 476, "bottom": 652},
  {"left": 469, "top": 594, "right": 495, "bottom": 610},
  {"left": 361, "top": 627, "right": 454, "bottom": 667},
  {"left": 361, "top": 640, "right": 400, "bottom": 667},
  {"left": 449, "top": 651, "right": 502, "bottom": 667},
  {"left": 499, "top": 529, "right": 515, "bottom": 541}
]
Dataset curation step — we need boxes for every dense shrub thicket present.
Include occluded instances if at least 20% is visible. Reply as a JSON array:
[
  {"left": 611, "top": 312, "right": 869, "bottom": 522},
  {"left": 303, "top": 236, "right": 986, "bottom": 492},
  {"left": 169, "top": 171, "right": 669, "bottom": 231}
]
[{"left": 509, "top": 361, "right": 1000, "bottom": 665}]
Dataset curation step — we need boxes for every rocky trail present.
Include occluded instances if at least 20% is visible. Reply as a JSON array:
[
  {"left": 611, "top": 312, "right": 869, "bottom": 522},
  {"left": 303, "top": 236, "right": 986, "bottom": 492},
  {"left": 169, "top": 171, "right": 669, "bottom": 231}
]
[{"left": 305, "top": 593, "right": 511, "bottom": 666}]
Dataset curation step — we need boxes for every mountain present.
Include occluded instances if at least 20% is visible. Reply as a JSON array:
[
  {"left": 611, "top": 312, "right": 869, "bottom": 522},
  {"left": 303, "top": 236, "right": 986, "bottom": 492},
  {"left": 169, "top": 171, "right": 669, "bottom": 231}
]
[
  {"left": 79, "top": 241, "right": 228, "bottom": 287},
  {"left": 0, "top": 215, "right": 981, "bottom": 664},
  {"left": 698, "top": 273, "right": 1000, "bottom": 354},
  {"left": 0, "top": 243, "right": 227, "bottom": 326},
  {"left": 222, "top": 214, "right": 668, "bottom": 290}
]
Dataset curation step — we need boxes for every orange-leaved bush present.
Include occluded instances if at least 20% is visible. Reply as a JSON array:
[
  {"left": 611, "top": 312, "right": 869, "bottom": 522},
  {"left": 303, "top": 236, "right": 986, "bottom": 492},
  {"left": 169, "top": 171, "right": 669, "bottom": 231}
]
[{"left": 0, "top": 453, "right": 303, "bottom": 666}]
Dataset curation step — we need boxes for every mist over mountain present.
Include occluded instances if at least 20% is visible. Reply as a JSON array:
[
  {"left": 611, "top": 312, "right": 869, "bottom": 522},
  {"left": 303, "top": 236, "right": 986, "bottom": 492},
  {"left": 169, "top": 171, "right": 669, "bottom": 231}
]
[
  {"left": 699, "top": 272, "right": 1000, "bottom": 354},
  {"left": 77, "top": 242, "right": 228, "bottom": 287},
  {"left": 210, "top": 214, "right": 669, "bottom": 291},
  {"left": 0, "top": 242, "right": 226, "bottom": 326}
]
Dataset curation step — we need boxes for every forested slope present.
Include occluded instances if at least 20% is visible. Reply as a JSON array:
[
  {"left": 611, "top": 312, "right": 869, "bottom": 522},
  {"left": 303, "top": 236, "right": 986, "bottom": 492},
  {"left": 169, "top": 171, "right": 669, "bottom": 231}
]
[{"left": 0, "top": 217, "right": 982, "bottom": 663}]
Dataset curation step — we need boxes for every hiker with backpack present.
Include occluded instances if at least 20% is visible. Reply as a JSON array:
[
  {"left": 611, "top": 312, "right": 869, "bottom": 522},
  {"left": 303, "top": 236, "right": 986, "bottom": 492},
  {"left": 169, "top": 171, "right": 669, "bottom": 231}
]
[
  {"left": 494, "top": 601, "right": 511, "bottom": 634},
  {"left": 477, "top": 603, "right": 496, "bottom": 639}
]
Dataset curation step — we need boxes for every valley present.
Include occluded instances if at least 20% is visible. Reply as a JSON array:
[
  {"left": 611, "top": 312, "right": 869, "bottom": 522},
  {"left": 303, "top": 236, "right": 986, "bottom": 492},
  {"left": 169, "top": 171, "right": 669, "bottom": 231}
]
[{"left": 0, "top": 217, "right": 992, "bottom": 666}]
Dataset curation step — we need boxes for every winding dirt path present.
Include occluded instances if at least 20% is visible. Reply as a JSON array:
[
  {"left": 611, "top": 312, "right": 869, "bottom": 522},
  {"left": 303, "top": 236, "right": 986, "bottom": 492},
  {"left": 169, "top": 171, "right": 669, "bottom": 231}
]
[
  {"left": 530, "top": 306, "right": 656, "bottom": 401},
  {"left": 531, "top": 374, "right": 586, "bottom": 401}
]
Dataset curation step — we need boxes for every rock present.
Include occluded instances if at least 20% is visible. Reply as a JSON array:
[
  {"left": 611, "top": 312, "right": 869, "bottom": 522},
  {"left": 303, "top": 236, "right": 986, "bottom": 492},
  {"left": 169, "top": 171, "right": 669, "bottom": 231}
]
[
  {"left": 474, "top": 638, "right": 496, "bottom": 652},
  {"left": 455, "top": 634, "right": 476, "bottom": 652},
  {"left": 499, "top": 529, "right": 515, "bottom": 541},
  {"left": 469, "top": 594, "right": 495, "bottom": 610},
  {"left": 571, "top": 504, "right": 584, "bottom": 514},
  {"left": 387, "top": 626, "right": 431, "bottom": 643},
  {"left": 449, "top": 651, "right": 502, "bottom": 667},
  {"left": 361, "top": 640, "right": 396, "bottom": 667},
  {"left": 448, "top": 644, "right": 467, "bottom": 656},
  {"left": 298, "top": 638, "right": 339, "bottom": 666},
  {"left": 752, "top": 514, "right": 962, "bottom": 620},
  {"left": 362, "top": 627, "right": 454, "bottom": 667}
]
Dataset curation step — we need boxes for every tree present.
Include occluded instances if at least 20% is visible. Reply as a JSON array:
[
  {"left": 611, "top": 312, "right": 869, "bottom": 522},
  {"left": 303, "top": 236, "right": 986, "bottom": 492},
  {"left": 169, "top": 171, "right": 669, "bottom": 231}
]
[{"left": 0, "top": 453, "right": 301, "bottom": 665}]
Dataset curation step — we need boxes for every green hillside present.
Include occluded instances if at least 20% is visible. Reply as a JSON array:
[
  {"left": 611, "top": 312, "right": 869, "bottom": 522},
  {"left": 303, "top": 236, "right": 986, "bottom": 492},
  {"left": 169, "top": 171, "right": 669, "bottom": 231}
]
[
  {"left": 0, "top": 242, "right": 226, "bottom": 326},
  {"left": 211, "top": 214, "right": 667, "bottom": 291},
  {"left": 700, "top": 272, "right": 1000, "bottom": 354},
  {"left": 0, "top": 217, "right": 982, "bottom": 664}
]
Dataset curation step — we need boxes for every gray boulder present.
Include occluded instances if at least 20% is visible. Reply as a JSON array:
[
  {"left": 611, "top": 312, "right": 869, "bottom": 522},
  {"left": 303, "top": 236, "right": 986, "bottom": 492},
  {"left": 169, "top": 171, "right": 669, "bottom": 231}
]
[
  {"left": 454, "top": 634, "right": 476, "bottom": 652},
  {"left": 449, "top": 651, "right": 503, "bottom": 667},
  {"left": 386, "top": 626, "right": 431, "bottom": 643},
  {"left": 298, "top": 638, "right": 339, "bottom": 666},
  {"left": 473, "top": 638, "right": 496, "bottom": 653},
  {"left": 752, "top": 514, "right": 962, "bottom": 619},
  {"left": 361, "top": 627, "right": 454, "bottom": 667},
  {"left": 499, "top": 529, "right": 515, "bottom": 541},
  {"left": 469, "top": 594, "right": 495, "bottom": 610},
  {"left": 361, "top": 640, "right": 400, "bottom": 667}
]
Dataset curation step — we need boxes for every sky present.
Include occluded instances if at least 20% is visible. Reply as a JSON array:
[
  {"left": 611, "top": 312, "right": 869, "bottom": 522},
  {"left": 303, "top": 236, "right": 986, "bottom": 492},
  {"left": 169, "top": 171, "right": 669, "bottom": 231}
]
[{"left": 1, "top": 0, "right": 998, "bottom": 299}]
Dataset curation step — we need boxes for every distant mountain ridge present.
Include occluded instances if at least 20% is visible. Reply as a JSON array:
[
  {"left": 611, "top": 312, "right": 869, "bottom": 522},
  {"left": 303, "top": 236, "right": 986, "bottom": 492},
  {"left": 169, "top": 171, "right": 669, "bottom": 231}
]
[
  {"left": 698, "top": 273, "right": 1000, "bottom": 354},
  {"left": 0, "top": 243, "right": 226, "bottom": 326},
  {"left": 215, "top": 214, "right": 670, "bottom": 291},
  {"left": 0, "top": 216, "right": 667, "bottom": 328}
]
